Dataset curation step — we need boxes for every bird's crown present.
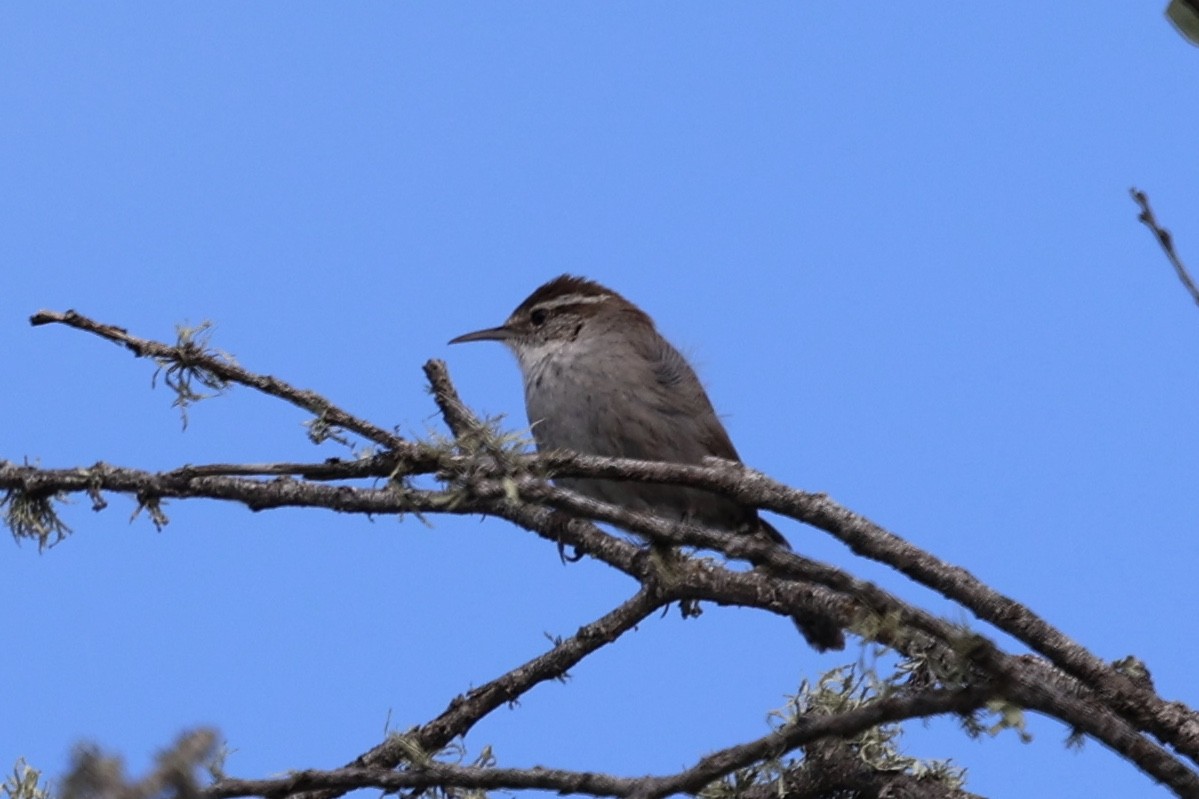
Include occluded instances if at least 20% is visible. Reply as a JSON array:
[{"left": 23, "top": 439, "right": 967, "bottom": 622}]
[{"left": 512, "top": 275, "right": 621, "bottom": 318}]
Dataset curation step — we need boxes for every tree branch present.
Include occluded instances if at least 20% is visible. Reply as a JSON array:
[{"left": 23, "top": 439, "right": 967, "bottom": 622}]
[
  {"left": 635, "top": 684, "right": 993, "bottom": 799},
  {"left": 293, "top": 585, "right": 667, "bottom": 799},
  {"left": 207, "top": 686, "right": 993, "bottom": 799},
  {"left": 28, "top": 309, "right": 415, "bottom": 452}
]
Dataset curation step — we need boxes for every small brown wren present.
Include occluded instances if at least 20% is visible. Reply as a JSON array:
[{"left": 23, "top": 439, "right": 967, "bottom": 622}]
[{"left": 451, "top": 275, "right": 842, "bottom": 650}]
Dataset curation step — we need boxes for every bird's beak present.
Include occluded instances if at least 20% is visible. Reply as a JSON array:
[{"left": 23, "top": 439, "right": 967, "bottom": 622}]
[{"left": 448, "top": 325, "right": 514, "bottom": 345}]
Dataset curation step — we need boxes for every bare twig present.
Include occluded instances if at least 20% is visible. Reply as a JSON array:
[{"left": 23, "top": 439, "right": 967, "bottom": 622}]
[
  {"left": 28, "top": 310, "right": 413, "bottom": 453},
  {"left": 423, "top": 359, "right": 485, "bottom": 441},
  {"left": 287, "top": 586, "right": 666, "bottom": 799},
  {"left": 1130, "top": 188, "right": 1199, "bottom": 307}
]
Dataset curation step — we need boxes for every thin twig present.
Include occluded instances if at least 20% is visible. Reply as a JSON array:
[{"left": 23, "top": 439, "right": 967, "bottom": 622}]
[
  {"left": 423, "top": 359, "right": 485, "bottom": 440},
  {"left": 207, "top": 686, "right": 994, "bottom": 799},
  {"left": 29, "top": 309, "right": 413, "bottom": 452},
  {"left": 1130, "top": 188, "right": 1199, "bottom": 307},
  {"left": 286, "top": 586, "right": 666, "bottom": 799}
]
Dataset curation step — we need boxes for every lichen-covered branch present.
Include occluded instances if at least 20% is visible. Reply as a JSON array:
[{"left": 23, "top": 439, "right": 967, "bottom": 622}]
[
  {"left": 11, "top": 310, "right": 1199, "bottom": 797},
  {"left": 28, "top": 309, "right": 414, "bottom": 452},
  {"left": 207, "top": 685, "right": 992, "bottom": 799}
]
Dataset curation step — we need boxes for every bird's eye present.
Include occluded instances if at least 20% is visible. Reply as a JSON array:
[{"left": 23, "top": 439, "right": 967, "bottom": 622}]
[{"left": 530, "top": 308, "right": 549, "bottom": 326}]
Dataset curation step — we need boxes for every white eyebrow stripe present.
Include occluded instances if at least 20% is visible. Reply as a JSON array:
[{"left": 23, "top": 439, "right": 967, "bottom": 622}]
[{"left": 533, "top": 293, "right": 613, "bottom": 312}]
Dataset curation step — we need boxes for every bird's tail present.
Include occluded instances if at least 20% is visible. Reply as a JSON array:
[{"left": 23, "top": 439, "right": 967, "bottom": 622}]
[{"left": 757, "top": 517, "right": 846, "bottom": 652}]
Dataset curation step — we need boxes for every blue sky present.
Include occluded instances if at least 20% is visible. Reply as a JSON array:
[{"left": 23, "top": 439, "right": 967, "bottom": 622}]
[{"left": 4, "top": 5, "right": 1198, "bottom": 798}]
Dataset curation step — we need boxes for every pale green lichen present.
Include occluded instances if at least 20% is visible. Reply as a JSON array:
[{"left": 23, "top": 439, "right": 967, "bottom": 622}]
[
  {"left": 3, "top": 489, "right": 71, "bottom": 551},
  {"left": 152, "top": 321, "right": 235, "bottom": 429}
]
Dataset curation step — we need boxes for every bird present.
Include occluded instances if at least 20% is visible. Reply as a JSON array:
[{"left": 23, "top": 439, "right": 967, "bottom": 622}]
[{"left": 450, "top": 274, "right": 842, "bottom": 650}]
